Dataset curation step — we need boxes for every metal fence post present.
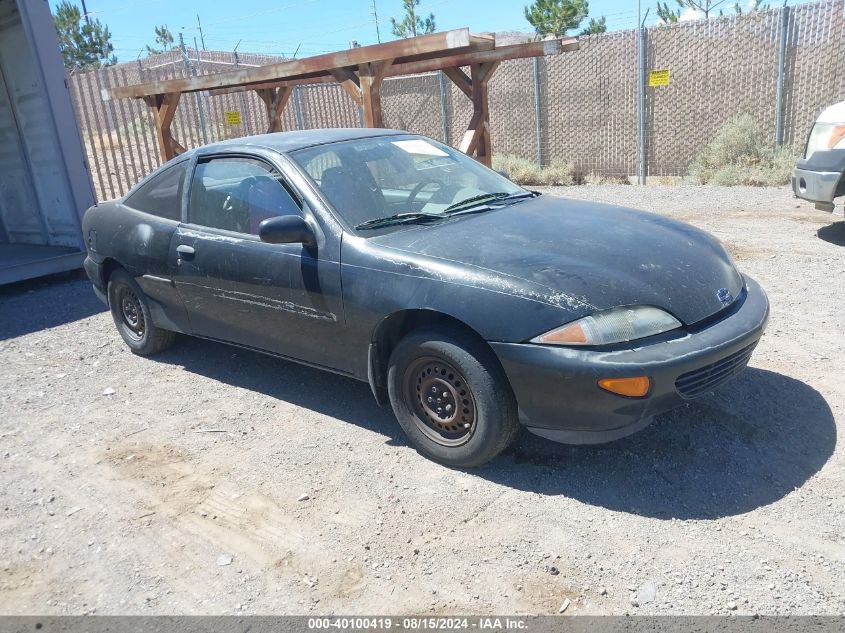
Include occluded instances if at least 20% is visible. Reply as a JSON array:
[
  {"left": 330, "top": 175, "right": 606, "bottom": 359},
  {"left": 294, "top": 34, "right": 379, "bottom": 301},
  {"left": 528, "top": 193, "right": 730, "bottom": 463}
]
[
  {"left": 437, "top": 70, "right": 449, "bottom": 145},
  {"left": 774, "top": 3, "right": 790, "bottom": 147},
  {"left": 233, "top": 50, "right": 253, "bottom": 136},
  {"left": 532, "top": 56, "right": 543, "bottom": 166},
  {"left": 637, "top": 23, "right": 647, "bottom": 185},
  {"left": 293, "top": 86, "right": 305, "bottom": 130},
  {"left": 179, "top": 33, "right": 208, "bottom": 145}
]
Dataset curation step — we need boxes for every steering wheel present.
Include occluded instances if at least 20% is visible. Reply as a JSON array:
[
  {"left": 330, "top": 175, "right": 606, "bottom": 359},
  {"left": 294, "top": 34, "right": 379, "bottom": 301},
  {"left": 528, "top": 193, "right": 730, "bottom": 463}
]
[{"left": 406, "top": 179, "right": 445, "bottom": 206}]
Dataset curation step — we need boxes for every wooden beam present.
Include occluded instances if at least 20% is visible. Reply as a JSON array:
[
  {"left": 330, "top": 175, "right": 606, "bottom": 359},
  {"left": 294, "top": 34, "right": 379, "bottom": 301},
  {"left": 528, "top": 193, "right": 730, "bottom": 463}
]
[
  {"left": 388, "top": 38, "right": 574, "bottom": 77},
  {"left": 144, "top": 92, "right": 183, "bottom": 162},
  {"left": 329, "top": 68, "right": 362, "bottom": 106},
  {"left": 200, "top": 39, "right": 577, "bottom": 98},
  {"left": 109, "top": 28, "right": 493, "bottom": 99},
  {"left": 256, "top": 86, "right": 293, "bottom": 132},
  {"left": 359, "top": 59, "right": 393, "bottom": 128}
]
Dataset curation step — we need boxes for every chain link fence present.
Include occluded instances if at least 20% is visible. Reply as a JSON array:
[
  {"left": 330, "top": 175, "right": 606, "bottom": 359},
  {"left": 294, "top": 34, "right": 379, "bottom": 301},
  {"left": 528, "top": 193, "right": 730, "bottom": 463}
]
[{"left": 68, "top": 0, "right": 845, "bottom": 201}]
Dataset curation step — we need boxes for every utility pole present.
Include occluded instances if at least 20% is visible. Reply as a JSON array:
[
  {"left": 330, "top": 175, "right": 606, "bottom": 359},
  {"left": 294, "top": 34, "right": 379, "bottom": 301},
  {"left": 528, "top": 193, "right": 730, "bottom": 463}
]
[
  {"left": 80, "top": 0, "right": 91, "bottom": 26},
  {"left": 371, "top": 0, "right": 381, "bottom": 43},
  {"left": 197, "top": 15, "right": 206, "bottom": 50}
]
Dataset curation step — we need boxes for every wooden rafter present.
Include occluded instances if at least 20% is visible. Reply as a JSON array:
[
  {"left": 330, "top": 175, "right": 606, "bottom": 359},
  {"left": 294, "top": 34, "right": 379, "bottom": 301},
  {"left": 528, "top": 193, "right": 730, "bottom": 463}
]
[{"left": 109, "top": 30, "right": 578, "bottom": 166}]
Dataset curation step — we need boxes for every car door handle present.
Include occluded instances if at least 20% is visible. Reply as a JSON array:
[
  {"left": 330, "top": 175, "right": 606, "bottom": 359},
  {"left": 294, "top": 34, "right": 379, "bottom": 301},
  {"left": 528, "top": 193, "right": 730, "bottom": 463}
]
[{"left": 176, "top": 245, "right": 195, "bottom": 259}]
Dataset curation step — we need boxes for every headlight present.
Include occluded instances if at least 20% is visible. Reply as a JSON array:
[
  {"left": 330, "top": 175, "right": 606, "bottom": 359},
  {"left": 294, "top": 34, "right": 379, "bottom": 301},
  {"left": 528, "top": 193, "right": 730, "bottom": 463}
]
[
  {"left": 531, "top": 306, "right": 681, "bottom": 346},
  {"left": 805, "top": 122, "right": 845, "bottom": 159}
]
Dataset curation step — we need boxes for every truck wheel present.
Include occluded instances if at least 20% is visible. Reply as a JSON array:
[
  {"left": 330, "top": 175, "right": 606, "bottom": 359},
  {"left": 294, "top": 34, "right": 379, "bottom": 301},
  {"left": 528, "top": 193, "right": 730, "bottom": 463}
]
[
  {"left": 387, "top": 327, "right": 520, "bottom": 467},
  {"left": 107, "top": 269, "right": 176, "bottom": 356}
]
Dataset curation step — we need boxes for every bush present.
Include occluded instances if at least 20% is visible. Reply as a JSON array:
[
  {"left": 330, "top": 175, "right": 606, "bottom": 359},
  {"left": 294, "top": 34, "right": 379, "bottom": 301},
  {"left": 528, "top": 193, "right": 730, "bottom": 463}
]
[
  {"left": 687, "top": 114, "right": 797, "bottom": 186},
  {"left": 492, "top": 154, "right": 581, "bottom": 186}
]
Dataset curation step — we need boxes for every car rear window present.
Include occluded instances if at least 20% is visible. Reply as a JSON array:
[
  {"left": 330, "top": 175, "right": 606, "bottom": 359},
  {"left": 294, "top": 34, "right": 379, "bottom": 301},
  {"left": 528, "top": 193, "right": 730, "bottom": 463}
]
[{"left": 124, "top": 161, "right": 188, "bottom": 221}]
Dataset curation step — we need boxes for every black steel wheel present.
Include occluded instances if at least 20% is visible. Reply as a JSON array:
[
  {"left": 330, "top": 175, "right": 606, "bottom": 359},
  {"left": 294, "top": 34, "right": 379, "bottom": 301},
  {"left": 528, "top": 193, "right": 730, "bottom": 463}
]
[
  {"left": 403, "top": 356, "right": 477, "bottom": 447},
  {"left": 116, "top": 285, "right": 146, "bottom": 340},
  {"left": 107, "top": 268, "right": 176, "bottom": 356},
  {"left": 387, "top": 326, "right": 520, "bottom": 467}
]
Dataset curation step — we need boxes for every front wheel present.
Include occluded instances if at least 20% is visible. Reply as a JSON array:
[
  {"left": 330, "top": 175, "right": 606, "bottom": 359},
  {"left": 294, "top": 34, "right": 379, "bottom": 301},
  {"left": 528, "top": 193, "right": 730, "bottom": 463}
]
[
  {"left": 387, "top": 327, "right": 520, "bottom": 467},
  {"left": 107, "top": 269, "right": 176, "bottom": 356}
]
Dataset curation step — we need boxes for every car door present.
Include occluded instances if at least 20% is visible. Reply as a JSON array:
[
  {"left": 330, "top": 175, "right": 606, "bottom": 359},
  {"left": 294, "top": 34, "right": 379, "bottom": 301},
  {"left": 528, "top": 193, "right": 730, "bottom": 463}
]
[{"left": 171, "top": 152, "right": 350, "bottom": 372}]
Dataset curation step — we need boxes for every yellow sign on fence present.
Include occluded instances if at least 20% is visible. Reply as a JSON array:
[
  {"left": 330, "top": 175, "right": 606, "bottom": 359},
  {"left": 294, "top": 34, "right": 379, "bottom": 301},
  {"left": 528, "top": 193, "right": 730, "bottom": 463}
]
[
  {"left": 224, "top": 111, "right": 242, "bottom": 125},
  {"left": 648, "top": 69, "right": 671, "bottom": 87}
]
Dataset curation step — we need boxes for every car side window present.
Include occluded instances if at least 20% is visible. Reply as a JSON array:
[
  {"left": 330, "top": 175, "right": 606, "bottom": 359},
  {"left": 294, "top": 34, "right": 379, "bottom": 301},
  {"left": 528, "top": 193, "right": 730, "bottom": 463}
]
[
  {"left": 188, "top": 157, "right": 301, "bottom": 235},
  {"left": 123, "top": 161, "right": 188, "bottom": 221}
]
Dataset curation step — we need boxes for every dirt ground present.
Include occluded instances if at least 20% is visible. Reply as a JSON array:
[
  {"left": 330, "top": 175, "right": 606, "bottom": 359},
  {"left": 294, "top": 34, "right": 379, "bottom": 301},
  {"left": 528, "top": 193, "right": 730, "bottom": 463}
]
[{"left": 1, "top": 185, "right": 843, "bottom": 616}]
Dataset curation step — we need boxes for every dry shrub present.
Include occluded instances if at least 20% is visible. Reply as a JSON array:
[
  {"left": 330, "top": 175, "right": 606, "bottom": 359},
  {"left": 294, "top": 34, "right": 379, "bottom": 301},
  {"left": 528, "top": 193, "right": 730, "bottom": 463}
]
[
  {"left": 687, "top": 114, "right": 797, "bottom": 186},
  {"left": 493, "top": 154, "right": 581, "bottom": 186}
]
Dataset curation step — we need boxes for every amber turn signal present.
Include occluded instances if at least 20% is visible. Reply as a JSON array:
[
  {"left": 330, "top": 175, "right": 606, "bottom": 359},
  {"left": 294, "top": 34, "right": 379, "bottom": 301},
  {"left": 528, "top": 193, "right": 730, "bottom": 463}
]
[{"left": 597, "top": 376, "right": 651, "bottom": 398}]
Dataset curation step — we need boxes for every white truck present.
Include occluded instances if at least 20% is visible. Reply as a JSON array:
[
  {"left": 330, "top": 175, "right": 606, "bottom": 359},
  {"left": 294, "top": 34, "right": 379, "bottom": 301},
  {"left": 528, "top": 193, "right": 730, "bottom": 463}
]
[{"left": 793, "top": 100, "right": 845, "bottom": 213}]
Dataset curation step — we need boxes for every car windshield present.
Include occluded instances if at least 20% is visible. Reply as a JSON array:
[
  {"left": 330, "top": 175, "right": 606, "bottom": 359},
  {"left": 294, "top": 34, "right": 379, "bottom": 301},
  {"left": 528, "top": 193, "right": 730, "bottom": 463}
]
[{"left": 290, "top": 135, "right": 527, "bottom": 231}]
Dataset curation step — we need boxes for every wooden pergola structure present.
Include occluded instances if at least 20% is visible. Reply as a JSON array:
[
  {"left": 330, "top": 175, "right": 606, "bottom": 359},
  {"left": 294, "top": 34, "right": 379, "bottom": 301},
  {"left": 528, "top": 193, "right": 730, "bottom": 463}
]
[{"left": 108, "top": 29, "right": 578, "bottom": 167}]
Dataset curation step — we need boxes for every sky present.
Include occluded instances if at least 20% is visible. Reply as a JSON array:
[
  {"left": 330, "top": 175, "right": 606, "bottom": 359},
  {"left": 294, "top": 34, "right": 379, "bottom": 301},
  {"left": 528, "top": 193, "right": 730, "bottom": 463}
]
[{"left": 49, "top": 0, "right": 817, "bottom": 62}]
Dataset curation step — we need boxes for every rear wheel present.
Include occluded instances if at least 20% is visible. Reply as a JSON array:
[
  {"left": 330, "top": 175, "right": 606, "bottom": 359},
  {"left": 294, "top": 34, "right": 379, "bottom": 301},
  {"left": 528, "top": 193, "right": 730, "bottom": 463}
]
[
  {"left": 107, "top": 269, "right": 176, "bottom": 356},
  {"left": 387, "top": 327, "right": 520, "bottom": 467}
]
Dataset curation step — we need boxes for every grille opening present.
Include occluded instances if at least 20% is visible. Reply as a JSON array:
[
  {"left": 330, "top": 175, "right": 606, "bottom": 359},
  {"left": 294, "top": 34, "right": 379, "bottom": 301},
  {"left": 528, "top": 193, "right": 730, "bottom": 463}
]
[{"left": 675, "top": 342, "right": 757, "bottom": 399}]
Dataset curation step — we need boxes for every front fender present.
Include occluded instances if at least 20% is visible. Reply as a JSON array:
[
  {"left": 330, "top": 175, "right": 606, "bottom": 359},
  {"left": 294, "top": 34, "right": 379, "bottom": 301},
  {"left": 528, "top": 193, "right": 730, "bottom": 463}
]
[{"left": 341, "top": 236, "right": 591, "bottom": 359}]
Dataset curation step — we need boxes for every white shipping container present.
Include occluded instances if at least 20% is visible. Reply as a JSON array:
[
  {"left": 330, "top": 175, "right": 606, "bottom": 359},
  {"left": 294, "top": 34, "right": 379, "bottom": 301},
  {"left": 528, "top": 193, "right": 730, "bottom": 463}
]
[{"left": 0, "top": 0, "right": 95, "bottom": 284}]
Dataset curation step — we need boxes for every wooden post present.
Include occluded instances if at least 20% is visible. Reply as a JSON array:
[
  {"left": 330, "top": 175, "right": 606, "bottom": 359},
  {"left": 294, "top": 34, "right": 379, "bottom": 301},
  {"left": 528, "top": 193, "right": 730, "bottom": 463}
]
[
  {"left": 358, "top": 59, "right": 393, "bottom": 128},
  {"left": 256, "top": 86, "right": 293, "bottom": 133},
  {"left": 145, "top": 92, "right": 183, "bottom": 162},
  {"left": 455, "top": 62, "right": 498, "bottom": 167}
]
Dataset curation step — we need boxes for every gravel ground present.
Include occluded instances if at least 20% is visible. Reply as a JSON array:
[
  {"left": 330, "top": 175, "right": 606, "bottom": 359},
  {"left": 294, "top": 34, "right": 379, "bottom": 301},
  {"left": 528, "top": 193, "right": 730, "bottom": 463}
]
[{"left": 1, "top": 184, "right": 843, "bottom": 616}]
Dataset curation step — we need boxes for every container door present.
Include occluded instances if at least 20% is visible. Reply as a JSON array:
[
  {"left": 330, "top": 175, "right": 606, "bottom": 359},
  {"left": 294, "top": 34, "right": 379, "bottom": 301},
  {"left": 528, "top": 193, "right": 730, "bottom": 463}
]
[
  {"left": 0, "top": 7, "right": 78, "bottom": 247},
  {"left": 0, "top": 61, "right": 42, "bottom": 245}
]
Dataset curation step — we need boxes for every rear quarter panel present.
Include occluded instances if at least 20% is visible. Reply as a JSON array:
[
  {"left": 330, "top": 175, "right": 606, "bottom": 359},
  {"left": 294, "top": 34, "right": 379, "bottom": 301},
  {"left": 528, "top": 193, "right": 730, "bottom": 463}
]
[{"left": 83, "top": 200, "right": 189, "bottom": 332}]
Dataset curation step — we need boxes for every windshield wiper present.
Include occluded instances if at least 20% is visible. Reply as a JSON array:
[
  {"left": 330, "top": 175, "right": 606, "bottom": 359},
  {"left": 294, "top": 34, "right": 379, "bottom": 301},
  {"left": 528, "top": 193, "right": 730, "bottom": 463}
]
[
  {"left": 355, "top": 212, "right": 444, "bottom": 231},
  {"left": 443, "top": 191, "right": 536, "bottom": 214}
]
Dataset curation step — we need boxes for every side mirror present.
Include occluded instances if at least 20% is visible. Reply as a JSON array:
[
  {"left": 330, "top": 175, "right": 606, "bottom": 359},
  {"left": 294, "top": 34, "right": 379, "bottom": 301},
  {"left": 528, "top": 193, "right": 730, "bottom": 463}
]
[{"left": 258, "top": 215, "right": 316, "bottom": 247}]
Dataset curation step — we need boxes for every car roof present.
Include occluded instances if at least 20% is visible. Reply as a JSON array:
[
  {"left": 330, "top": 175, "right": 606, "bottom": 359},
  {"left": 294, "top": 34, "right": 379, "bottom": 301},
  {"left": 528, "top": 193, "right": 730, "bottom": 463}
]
[{"left": 190, "top": 128, "right": 411, "bottom": 156}]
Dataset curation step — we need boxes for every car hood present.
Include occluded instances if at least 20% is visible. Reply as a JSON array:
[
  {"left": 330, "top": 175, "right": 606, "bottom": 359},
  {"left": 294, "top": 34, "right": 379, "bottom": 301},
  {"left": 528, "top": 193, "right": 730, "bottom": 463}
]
[{"left": 370, "top": 195, "right": 744, "bottom": 326}]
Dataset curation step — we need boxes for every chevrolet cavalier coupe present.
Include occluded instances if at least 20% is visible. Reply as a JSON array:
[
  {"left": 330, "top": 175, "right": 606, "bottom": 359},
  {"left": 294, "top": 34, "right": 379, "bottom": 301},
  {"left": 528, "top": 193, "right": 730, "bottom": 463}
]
[{"left": 83, "top": 129, "right": 769, "bottom": 467}]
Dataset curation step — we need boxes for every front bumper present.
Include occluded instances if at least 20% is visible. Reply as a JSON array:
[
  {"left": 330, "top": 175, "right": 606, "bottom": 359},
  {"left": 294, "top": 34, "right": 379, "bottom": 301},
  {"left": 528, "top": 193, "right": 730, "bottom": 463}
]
[
  {"left": 491, "top": 275, "right": 769, "bottom": 444},
  {"left": 792, "top": 167, "right": 841, "bottom": 211},
  {"left": 792, "top": 148, "right": 845, "bottom": 211}
]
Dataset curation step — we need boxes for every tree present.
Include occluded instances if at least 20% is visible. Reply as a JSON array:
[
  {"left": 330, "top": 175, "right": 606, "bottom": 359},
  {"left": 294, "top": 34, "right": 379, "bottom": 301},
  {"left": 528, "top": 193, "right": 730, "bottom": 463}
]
[
  {"left": 657, "top": 0, "right": 730, "bottom": 20},
  {"left": 523, "top": 0, "right": 589, "bottom": 37},
  {"left": 734, "top": 0, "right": 769, "bottom": 14},
  {"left": 146, "top": 25, "right": 175, "bottom": 55},
  {"left": 580, "top": 16, "right": 606, "bottom": 34},
  {"left": 53, "top": 1, "right": 116, "bottom": 70},
  {"left": 656, "top": 1, "right": 681, "bottom": 23},
  {"left": 390, "top": 0, "right": 435, "bottom": 39}
]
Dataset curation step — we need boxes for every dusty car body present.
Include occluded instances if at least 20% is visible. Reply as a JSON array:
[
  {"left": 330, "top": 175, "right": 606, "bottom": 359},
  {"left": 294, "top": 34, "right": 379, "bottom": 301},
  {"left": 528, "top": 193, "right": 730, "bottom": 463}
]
[
  {"left": 793, "top": 100, "right": 845, "bottom": 212},
  {"left": 83, "top": 129, "right": 769, "bottom": 466}
]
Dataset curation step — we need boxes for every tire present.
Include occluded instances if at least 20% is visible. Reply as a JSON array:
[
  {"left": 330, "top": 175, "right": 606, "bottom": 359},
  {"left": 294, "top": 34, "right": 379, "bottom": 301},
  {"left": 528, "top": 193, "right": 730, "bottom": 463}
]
[
  {"left": 387, "top": 326, "right": 520, "bottom": 467},
  {"left": 107, "top": 268, "right": 176, "bottom": 356}
]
